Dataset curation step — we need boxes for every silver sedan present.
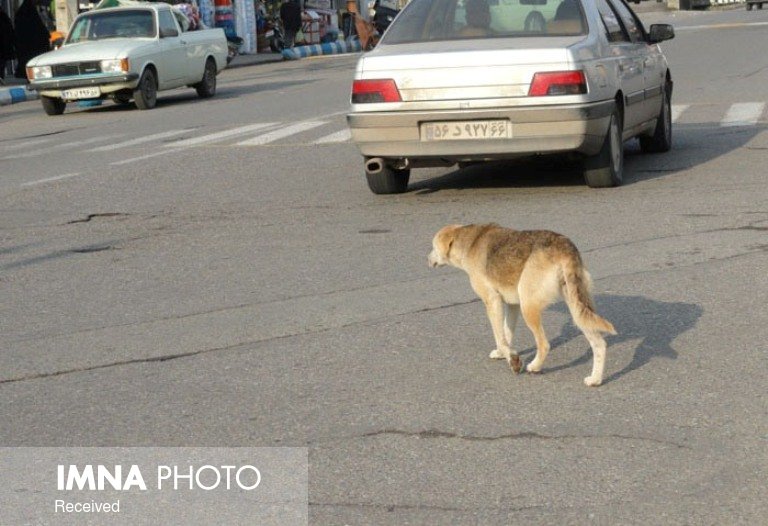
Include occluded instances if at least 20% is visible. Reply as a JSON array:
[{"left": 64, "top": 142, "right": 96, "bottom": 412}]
[{"left": 347, "top": 0, "right": 675, "bottom": 193}]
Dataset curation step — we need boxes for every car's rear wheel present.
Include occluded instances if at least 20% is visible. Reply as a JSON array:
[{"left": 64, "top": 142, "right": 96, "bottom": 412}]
[
  {"left": 365, "top": 160, "right": 410, "bottom": 194},
  {"left": 640, "top": 84, "right": 672, "bottom": 153},
  {"left": 41, "top": 96, "right": 66, "bottom": 116},
  {"left": 195, "top": 58, "right": 217, "bottom": 98},
  {"left": 583, "top": 106, "right": 623, "bottom": 188},
  {"left": 133, "top": 68, "right": 157, "bottom": 110}
]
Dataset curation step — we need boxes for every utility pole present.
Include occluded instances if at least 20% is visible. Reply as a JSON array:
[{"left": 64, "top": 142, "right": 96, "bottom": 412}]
[{"left": 55, "top": 0, "right": 78, "bottom": 33}]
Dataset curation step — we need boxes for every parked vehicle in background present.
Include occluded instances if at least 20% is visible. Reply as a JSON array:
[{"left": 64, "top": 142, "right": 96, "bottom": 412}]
[
  {"left": 746, "top": 0, "right": 765, "bottom": 10},
  {"left": 372, "top": 0, "right": 404, "bottom": 34},
  {"left": 25, "top": 4, "right": 227, "bottom": 115},
  {"left": 347, "top": 0, "right": 675, "bottom": 194}
]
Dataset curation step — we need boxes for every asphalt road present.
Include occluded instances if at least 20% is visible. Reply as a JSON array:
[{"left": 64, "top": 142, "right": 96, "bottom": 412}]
[{"left": 2, "top": 8, "right": 767, "bottom": 525}]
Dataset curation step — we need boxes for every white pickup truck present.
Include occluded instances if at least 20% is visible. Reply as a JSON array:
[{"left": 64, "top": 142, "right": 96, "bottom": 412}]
[{"left": 26, "top": 4, "right": 227, "bottom": 115}]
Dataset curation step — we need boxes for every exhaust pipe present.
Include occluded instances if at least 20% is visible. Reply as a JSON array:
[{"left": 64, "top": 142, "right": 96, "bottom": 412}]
[{"left": 365, "top": 157, "right": 384, "bottom": 175}]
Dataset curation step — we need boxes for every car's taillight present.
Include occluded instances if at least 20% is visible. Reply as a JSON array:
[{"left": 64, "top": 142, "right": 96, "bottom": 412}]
[
  {"left": 528, "top": 71, "right": 587, "bottom": 96},
  {"left": 351, "top": 79, "right": 402, "bottom": 103}
]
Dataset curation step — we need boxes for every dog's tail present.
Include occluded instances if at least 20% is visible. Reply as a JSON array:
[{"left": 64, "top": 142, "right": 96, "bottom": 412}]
[{"left": 560, "top": 256, "right": 617, "bottom": 335}]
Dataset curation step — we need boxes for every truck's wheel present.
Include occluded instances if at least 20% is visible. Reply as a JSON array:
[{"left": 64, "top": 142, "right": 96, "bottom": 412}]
[
  {"left": 41, "top": 96, "right": 66, "bottom": 116},
  {"left": 583, "top": 106, "right": 623, "bottom": 188},
  {"left": 133, "top": 69, "right": 157, "bottom": 110},
  {"left": 195, "top": 58, "right": 217, "bottom": 98},
  {"left": 112, "top": 93, "right": 132, "bottom": 105}
]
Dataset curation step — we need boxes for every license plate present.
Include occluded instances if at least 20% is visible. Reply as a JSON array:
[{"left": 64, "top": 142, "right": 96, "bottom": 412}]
[
  {"left": 421, "top": 120, "right": 511, "bottom": 141},
  {"left": 62, "top": 87, "right": 101, "bottom": 100}
]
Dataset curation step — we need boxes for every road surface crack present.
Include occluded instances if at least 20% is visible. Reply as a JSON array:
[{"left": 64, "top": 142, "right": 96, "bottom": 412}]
[{"left": 330, "top": 428, "right": 691, "bottom": 449}]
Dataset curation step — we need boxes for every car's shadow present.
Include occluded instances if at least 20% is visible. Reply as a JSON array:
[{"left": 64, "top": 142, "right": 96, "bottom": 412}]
[
  {"left": 522, "top": 294, "right": 703, "bottom": 385},
  {"left": 408, "top": 123, "right": 766, "bottom": 192}
]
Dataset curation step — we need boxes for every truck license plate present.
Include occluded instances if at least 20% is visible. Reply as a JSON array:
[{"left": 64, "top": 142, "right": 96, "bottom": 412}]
[
  {"left": 421, "top": 120, "right": 511, "bottom": 141},
  {"left": 62, "top": 87, "right": 101, "bottom": 99}
]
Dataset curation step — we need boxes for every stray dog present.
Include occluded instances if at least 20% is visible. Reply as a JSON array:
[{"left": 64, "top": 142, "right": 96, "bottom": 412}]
[{"left": 428, "top": 224, "right": 616, "bottom": 386}]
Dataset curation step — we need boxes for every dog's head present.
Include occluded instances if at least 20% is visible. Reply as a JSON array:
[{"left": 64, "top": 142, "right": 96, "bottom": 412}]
[{"left": 428, "top": 224, "right": 463, "bottom": 268}]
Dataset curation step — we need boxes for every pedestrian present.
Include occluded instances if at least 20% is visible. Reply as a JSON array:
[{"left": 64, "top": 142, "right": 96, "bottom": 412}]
[
  {"left": 279, "top": 0, "right": 301, "bottom": 49},
  {"left": 0, "top": 6, "right": 15, "bottom": 82},
  {"left": 13, "top": 0, "right": 51, "bottom": 79}
]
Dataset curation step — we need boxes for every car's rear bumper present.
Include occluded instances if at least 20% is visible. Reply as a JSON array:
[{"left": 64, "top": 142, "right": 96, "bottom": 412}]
[{"left": 347, "top": 100, "right": 614, "bottom": 161}]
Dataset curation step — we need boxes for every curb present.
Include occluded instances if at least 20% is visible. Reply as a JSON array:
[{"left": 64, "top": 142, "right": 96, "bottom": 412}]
[
  {"left": 0, "top": 85, "right": 39, "bottom": 107},
  {"left": 281, "top": 40, "right": 362, "bottom": 60}
]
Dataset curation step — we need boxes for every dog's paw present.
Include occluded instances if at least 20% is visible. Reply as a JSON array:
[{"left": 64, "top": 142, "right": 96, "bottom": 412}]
[
  {"left": 583, "top": 376, "right": 603, "bottom": 387},
  {"left": 507, "top": 355, "right": 524, "bottom": 374},
  {"left": 489, "top": 349, "right": 506, "bottom": 360},
  {"left": 526, "top": 361, "right": 542, "bottom": 374}
]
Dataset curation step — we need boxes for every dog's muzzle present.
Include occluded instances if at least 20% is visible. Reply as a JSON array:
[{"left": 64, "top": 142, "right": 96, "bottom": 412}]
[{"left": 427, "top": 250, "right": 441, "bottom": 268}]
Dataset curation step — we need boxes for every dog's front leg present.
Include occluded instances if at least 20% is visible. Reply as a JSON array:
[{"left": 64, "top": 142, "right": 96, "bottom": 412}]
[{"left": 481, "top": 291, "right": 523, "bottom": 373}]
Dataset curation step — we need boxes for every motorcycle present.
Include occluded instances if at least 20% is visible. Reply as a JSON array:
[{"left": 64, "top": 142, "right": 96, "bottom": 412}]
[
  {"left": 226, "top": 34, "right": 244, "bottom": 65},
  {"left": 372, "top": 0, "right": 400, "bottom": 35},
  {"left": 264, "top": 16, "right": 285, "bottom": 53}
]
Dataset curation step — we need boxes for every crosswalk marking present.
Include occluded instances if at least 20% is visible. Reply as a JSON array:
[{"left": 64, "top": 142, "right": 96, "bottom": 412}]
[
  {"left": 671, "top": 104, "right": 689, "bottom": 123},
  {"left": 165, "top": 122, "right": 278, "bottom": 148},
  {"left": 235, "top": 121, "right": 327, "bottom": 146},
  {"left": 88, "top": 129, "right": 193, "bottom": 152},
  {"left": 0, "top": 137, "right": 56, "bottom": 152},
  {"left": 2, "top": 134, "right": 124, "bottom": 160},
  {"left": 721, "top": 102, "right": 765, "bottom": 127},
  {"left": 314, "top": 128, "right": 351, "bottom": 144}
]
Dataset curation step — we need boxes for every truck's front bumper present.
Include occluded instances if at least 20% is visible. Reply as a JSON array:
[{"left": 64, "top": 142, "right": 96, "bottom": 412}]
[{"left": 29, "top": 73, "right": 140, "bottom": 96}]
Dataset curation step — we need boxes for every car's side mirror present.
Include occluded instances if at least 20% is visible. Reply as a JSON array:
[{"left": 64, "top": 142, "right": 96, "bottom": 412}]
[
  {"left": 159, "top": 27, "right": 178, "bottom": 38},
  {"left": 648, "top": 24, "right": 674, "bottom": 44}
]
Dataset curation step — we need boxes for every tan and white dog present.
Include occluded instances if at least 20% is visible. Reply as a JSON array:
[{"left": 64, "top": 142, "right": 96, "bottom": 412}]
[{"left": 428, "top": 224, "right": 616, "bottom": 386}]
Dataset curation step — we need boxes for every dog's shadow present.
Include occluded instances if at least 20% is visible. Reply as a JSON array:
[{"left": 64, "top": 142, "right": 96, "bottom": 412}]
[{"left": 535, "top": 295, "right": 702, "bottom": 384}]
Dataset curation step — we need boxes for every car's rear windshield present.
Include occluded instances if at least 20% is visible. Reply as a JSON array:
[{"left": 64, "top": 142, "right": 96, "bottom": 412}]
[
  {"left": 382, "top": 0, "right": 587, "bottom": 44},
  {"left": 67, "top": 9, "right": 156, "bottom": 43}
]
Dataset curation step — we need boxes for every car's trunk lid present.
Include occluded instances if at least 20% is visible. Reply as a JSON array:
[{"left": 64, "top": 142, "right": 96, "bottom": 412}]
[{"left": 360, "top": 39, "right": 579, "bottom": 102}]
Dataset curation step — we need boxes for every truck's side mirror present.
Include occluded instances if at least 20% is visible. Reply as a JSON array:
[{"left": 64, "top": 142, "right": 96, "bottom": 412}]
[
  {"left": 160, "top": 27, "right": 179, "bottom": 38},
  {"left": 648, "top": 24, "right": 674, "bottom": 44}
]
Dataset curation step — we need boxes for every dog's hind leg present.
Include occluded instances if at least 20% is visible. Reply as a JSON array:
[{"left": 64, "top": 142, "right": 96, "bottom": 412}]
[
  {"left": 582, "top": 329, "right": 607, "bottom": 387},
  {"left": 521, "top": 301, "right": 551, "bottom": 374}
]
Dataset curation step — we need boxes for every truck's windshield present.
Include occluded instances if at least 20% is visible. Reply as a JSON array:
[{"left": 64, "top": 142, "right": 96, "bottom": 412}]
[{"left": 67, "top": 9, "right": 156, "bottom": 43}]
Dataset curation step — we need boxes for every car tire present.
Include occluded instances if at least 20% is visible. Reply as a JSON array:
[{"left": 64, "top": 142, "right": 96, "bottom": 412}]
[
  {"left": 195, "top": 58, "right": 217, "bottom": 98},
  {"left": 640, "top": 84, "right": 672, "bottom": 153},
  {"left": 365, "top": 163, "right": 410, "bottom": 194},
  {"left": 41, "top": 96, "right": 66, "bottom": 116},
  {"left": 133, "top": 68, "right": 157, "bottom": 110},
  {"left": 583, "top": 106, "right": 623, "bottom": 188},
  {"left": 112, "top": 93, "right": 132, "bottom": 105}
]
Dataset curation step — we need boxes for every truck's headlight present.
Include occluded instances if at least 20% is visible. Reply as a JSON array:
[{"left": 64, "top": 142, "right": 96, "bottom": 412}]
[
  {"left": 100, "top": 59, "right": 130, "bottom": 73},
  {"left": 28, "top": 66, "right": 52, "bottom": 80}
]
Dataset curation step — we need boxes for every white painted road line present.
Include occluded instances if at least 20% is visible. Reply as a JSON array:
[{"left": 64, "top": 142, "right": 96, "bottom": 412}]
[
  {"left": 671, "top": 104, "right": 689, "bottom": 123},
  {"left": 314, "top": 128, "right": 351, "bottom": 144},
  {"left": 236, "top": 121, "right": 327, "bottom": 146},
  {"left": 165, "top": 123, "right": 278, "bottom": 147},
  {"left": 2, "top": 134, "right": 124, "bottom": 160},
  {"left": 88, "top": 129, "right": 192, "bottom": 152},
  {"left": 0, "top": 137, "right": 56, "bottom": 152},
  {"left": 721, "top": 103, "right": 765, "bottom": 127},
  {"left": 21, "top": 172, "right": 81, "bottom": 187},
  {"left": 110, "top": 147, "right": 186, "bottom": 166}
]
